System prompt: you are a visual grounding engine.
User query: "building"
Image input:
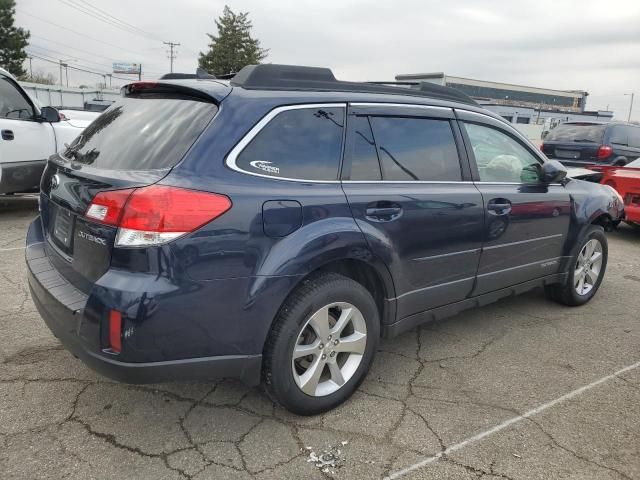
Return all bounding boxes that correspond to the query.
[394,72,614,133]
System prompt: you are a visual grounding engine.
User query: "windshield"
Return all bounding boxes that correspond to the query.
[63,96,217,170]
[545,123,606,143]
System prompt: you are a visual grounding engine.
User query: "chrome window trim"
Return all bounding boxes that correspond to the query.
[342,180,474,184]
[225,103,346,184]
[349,102,453,112]
[474,181,563,186]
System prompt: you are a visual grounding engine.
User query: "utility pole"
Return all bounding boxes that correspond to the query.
[163,41,180,73]
[59,60,64,87]
[107,74,112,88]
[28,57,33,78]
[625,93,635,122]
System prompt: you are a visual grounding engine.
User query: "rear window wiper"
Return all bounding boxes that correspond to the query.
[572,138,597,143]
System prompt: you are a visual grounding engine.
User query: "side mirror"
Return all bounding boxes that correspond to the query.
[541,160,567,184]
[39,106,61,123]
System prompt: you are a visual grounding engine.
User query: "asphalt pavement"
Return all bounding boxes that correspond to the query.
[1,196,638,479]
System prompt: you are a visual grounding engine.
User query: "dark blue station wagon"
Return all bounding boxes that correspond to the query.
[27,65,624,414]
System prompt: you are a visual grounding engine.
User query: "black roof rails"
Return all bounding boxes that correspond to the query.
[159,68,217,80]
[230,64,478,106]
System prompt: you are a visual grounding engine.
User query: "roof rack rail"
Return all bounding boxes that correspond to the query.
[159,68,217,80]
[230,64,478,106]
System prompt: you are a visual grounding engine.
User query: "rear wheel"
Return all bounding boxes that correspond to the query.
[262,273,379,415]
[545,226,608,306]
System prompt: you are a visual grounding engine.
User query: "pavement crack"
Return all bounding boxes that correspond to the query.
[525,417,633,480]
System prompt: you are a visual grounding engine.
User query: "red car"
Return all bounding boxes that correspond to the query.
[588,159,640,227]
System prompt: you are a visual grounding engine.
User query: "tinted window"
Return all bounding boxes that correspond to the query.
[0,77,33,120]
[64,97,217,170]
[544,123,605,143]
[368,117,461,181]
[628,127,640,149]
[608,126,629,145]
[464,122,542,183]
[344,115,381,180]
[236,107,344,180]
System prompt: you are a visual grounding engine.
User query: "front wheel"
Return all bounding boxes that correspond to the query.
[262,273,379,415]
[545,226,608,306]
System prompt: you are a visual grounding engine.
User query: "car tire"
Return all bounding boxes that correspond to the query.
[262,272,379,415]
[545,225,608,306]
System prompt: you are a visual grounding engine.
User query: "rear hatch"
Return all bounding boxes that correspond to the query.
[40,82,222,294]
[541,123,607,162]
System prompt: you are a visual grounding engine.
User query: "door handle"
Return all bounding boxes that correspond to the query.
[365,204,403,221]
[487,198,512,215]
[1,129,14,141]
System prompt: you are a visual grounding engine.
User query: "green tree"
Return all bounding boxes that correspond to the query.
[199,5,268,76]
[0,0,30,77]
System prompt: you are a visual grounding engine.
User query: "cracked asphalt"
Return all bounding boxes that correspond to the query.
[1,195,639,480]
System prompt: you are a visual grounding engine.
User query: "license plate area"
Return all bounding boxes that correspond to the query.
[555,149,580,159]
[51,204,75,254]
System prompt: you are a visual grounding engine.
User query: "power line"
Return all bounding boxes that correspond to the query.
[73,0,162,41]
[18,9,149,58]
[55,0,162,42]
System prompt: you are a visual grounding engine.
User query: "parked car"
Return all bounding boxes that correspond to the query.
[583,159,640,228]
[26,65,624,415]
[0,67,99,194]
[541,121,640,167]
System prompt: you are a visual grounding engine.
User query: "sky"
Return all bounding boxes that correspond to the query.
[15,0,640,120]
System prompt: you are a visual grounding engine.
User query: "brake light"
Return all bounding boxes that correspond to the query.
[539,143,545,151]
[597,145,613,160]
[85,185,232,247]
[86,189,135,225]
[108,310,122,353]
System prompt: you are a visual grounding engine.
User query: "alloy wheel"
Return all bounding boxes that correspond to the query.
[574,239,603,296]
[291,302,367,397]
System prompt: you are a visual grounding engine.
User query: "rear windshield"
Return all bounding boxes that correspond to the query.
[63,96,217,170]
[545,123,606,143]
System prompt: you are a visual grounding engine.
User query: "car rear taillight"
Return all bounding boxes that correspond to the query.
[597,145,613,160]
[539,143,545,151]
[85,185,232,247]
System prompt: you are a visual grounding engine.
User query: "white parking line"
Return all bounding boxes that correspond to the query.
[385,360,640,480]
[0,246,25,252]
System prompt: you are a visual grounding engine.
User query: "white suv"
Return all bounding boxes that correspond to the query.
[0,67,98,194]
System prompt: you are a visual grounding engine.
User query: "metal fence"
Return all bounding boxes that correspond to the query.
[19,81,120,109]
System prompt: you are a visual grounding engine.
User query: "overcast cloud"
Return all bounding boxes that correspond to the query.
[16,0,640,120]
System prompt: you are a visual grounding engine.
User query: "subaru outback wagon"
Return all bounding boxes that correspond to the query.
[27,65,624,415]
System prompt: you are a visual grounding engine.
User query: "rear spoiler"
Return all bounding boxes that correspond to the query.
[120,81,223,104]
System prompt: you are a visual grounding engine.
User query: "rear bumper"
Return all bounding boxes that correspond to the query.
[26,217,262,385]
[0,160,45,194]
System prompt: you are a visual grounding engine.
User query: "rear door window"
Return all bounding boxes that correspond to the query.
[343,115,381,180]
[628,127,640,149]
[235,106,345,180]
[368,117,462,181]
[64,97,218,170]
[608,126,629,146]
